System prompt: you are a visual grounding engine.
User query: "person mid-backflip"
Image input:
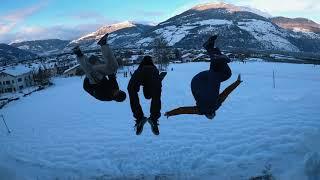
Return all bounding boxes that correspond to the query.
[127,56,166,136]
[72,33,126,102]
[165,35,242,119]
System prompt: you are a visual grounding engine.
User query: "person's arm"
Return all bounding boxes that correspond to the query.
[100,44,119,75]
[76,54,101,83]
[127,70,144,120]
[165,106,200,118]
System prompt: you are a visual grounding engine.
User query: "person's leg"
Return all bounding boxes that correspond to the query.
[97,34,119,75]
[100,44,119,75]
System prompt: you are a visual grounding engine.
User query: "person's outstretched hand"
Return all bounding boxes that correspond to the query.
[237,74,243,83]
[164,112,170,118]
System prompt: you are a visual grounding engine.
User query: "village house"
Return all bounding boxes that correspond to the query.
[181,53,194,63]
[192,53,209,62]
[0,65,35,94]
[63,64,81,77]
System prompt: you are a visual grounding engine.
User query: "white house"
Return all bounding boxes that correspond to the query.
[192,53,208,62]
[181,53,194,62]
[0,65,35,94]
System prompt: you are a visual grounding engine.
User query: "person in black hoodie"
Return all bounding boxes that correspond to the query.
[165,35,242,119]
[127,56,165,135]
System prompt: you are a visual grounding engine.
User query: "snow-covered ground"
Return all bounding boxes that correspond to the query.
[0,62,320,180]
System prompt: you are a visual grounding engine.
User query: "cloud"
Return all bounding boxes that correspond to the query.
[0,1,49,36]
[170,0,320,23]
[168,0,221,19]
[240,0,320,13]
[135,10,166,17]
[0,23,103,44]
[61,11,111,23]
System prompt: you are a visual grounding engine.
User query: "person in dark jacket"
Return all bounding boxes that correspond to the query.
[165,35,242,119]
[127,56,164,135]
[73,33,126,102]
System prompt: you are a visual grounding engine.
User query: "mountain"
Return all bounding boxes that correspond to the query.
[130,2,298,52]
[128,2,320,53]
[66,2,320,54]
[271,17,320,33]
[0,44,37,64]
[11,39,70,56]
[66,21,154,50]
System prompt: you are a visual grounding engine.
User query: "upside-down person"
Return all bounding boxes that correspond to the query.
[72,33,126,102]
[165,35,242,119]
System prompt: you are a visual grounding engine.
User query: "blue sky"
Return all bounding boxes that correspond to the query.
[1,0,319,43]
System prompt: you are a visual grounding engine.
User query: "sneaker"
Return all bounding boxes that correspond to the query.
[97,33,109,46]
[148,118,160,136]
[134,117,147,135]
[72,46,83,56]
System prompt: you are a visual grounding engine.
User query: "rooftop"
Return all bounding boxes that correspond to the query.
[0,64,34,77]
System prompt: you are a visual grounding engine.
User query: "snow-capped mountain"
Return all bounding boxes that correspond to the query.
[67,21,153,49]
[131,2,298,52]
[61,2,320,54]
[129,2,320,53]
[192,2,271,18]
[271,17,320,33]
[11,39,70,56]
[0,44,37,64]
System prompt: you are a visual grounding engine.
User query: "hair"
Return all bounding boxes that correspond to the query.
[140,56,154,66]
[114,90,126,102]
[213,47,222,55]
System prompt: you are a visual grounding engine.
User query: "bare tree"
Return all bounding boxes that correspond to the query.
[33,62,52,86]
[152,37,170,71]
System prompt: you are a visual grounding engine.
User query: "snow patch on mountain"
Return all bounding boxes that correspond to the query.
[136,37,154,47]
[238,19,299,52]
[192,2,271,18]
[154,25,197,46]
[17,45,30,50]
[188,19,232,26]
[70,21,137,45]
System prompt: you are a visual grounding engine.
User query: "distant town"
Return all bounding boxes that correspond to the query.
[1,43,319,109]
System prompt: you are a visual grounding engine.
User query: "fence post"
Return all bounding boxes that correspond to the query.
[1,115,11,134]
[273,70,276,89]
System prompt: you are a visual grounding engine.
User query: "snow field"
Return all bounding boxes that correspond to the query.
[0,62,320,179]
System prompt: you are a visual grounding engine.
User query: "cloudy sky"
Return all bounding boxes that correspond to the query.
[0,0,319,44]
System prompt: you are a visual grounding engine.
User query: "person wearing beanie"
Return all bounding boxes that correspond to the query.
[165,35,242,119]
[127,56,166,136]
[72,33,126,102]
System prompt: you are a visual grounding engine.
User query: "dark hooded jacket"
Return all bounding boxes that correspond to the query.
[127,57,162,121]
[83,74,119,101]
[191,50,231,115]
